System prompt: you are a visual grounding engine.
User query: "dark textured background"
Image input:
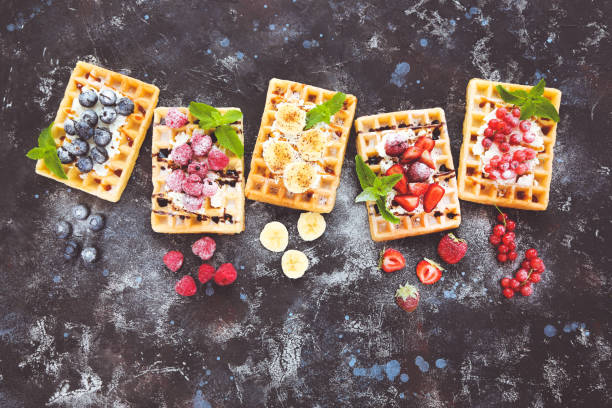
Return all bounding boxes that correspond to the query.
[1,0,611,407]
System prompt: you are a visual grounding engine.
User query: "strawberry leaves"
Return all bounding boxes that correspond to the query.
[304,92,346,130]
[496,79,559,122]
[354,155,401,224]
[26,123,67,179]
[189,102,244,157]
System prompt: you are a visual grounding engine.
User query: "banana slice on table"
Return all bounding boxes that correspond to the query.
[298,128,327,161]
[259,221,289,252]
[263,140,295,173]
[281,249,309,279]
[274,103,306,136]
[283,162,316,194]
[297,212,326,241]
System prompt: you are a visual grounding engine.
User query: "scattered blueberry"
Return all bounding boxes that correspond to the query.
[57,146,75,164]
[90,146,108,164]
[87,214,105,231]
[72,204,89,220]
[55,220,72,239]
[81,110,98,127]
[78,89,98,107]
[93,128,112,147]
[64,139,89,156]
[99,107,117,124]
[63,240,79,260]
[63,118,76,135]
[76,156,93,173]
[116,98,134,115]
[74,120,94,140]
[81,246,98,263]
[98,89,117,106]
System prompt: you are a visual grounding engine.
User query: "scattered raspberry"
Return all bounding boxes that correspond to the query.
[191,130,213,156]
[163,250,184,272]
[182,194,203,212]
[208,148,229,170]
[214,263,237,286]
[175,275,197,296]
[182,173,204,196]
[166,169,186,192]
[201,178,219,197]
[198,264,216,284]
[188,161,209,179]
[192,236,216,260]
[170,143,193,166]
[166,108,189,129]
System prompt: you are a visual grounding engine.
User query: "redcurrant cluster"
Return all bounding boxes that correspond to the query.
[489,211,517,262]
[500,249,546,298]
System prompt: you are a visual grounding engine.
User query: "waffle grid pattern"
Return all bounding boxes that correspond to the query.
[458,78,562,210]
[35,61,159,202]
[355,108,461,241]
[245,78,357,213]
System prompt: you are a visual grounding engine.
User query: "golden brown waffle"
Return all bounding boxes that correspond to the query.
[35,61,159,202]
[458,78,562,210]
[151,107,245,234]
[355,109,461,242]
[245,78,357,213]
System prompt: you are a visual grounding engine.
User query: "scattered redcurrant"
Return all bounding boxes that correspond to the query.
[503,288,515,298]
[508,250,518,261]
[493,224,506,236]
[520,285,533,297]
[515,269,529,282]
[497,253,508,262]
[525,248,538,259]
[501,277,511,288]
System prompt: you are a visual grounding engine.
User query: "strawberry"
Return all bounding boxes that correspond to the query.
[407,182,429,196]
[385,164,408,194]
[395,282,420,313]
[380,248,405,273]
[393,195,419,212]
[416,258,443,284]
[423,183,445,212]
[400,146,423,164]
[437,233,468,264]
[415,136,435,152]
[419,149,435,169]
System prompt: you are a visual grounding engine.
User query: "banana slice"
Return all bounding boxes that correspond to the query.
[297,128,327,161]
[283,162,317,194]
[281,249,309,279]
[297,212,326,241]
[274,103,306,136]
[263,140,295,173]
[259,221,289,252]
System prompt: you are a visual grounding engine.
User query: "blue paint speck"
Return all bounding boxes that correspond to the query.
[443,290,457,299]
[435,358,447,369]
[219,37,230,47]
[461,272,465,276]
[206,49,212,54]
[193,390,212,408]
[399,392,405,399]
[415,356,430,372]
[338,334,343,339]
[284,36,289,42]
[287,328,292,333]
[390,62,411,87]
[229,376,234,380]
[239,265,244,270]
[63,332,69,338]
[319,33,323,38]
[205,284,214,296]
[450,19,456,26]
[302,39,319,49]
[269,24,275,30]
[53,276,61,283]
[236,51,244,60]
[345,315,350,321]
[102,269,109,277]
[263,4,268,8]
[240,293,247,300]
[34,194,39,199]
[546,35,553,43]
[6,24,15,32]
[135,276,142,285]
[348,355,357,367]
[67,188,71,192]
[416,79,421,84]
[385,360,401,381]
[289,312,293,317]
[170,320,175,325]
[419,38,428,47]
[400,373,409,382]
[481,17,489,26]
[205,369,211,375]
[544,324,558,337]
[216,356,220,361]
[144,14,149,20]
[254,54,258,59]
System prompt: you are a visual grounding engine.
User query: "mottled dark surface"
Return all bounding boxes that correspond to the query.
[1,0,611,407]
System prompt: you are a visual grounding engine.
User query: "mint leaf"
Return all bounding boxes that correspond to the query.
[189,102,222,129]
[43,149,67,179]
[304,92,346,130]
[325,92,347,114]
[496,85,524,105]
[534,99,560,122]
[38,122,55,148]
[355,187,379,203]
[497,81,559,122]
[519,101,536,120]
[355,155,377,190]
[530,79,545,97]
[214,124,244,158]
[376,197,400,224]
[221,110,243,125]
[379,174,402,193]
[26,147,48,160]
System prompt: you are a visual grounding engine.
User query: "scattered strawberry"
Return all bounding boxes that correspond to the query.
[423,183,445,212]
[405,161,433,182]
[165,108,189,129]
[400,146,423,164]
[395,282,420,313]
[385,164,409,194]
[214,263,237,286]
[416,258,443,285]
[198,264,216,284]
[407,182,429,196]
[175,275,197,296]
[163,250,184,272]
[419,149,436,169]
[415,136,435,152]
[437,233,467,264]
[393,195,419,212]
[192,236,216,260]
[380,248,406,273]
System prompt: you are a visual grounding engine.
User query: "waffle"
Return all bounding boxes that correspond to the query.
[151,107,245,234]
[458,78,562,210]
[35,61,159,202]
[245,78,357,213]
[355,109,461,242]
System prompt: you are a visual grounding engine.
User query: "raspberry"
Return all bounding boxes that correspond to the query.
[499,162,510,171]
[500,277,511,288]
[501,153,512,163]
[529,273,541,283]
[494,133,505,143]
[208,148,229,170]
[170,144,193,166]
[192,236,216,260]
[198,264,216,284]
[166,169,186,192]
[201,178,219,197]
[489,234,502,246]
[385,137,409,156]
[214,263,237,286]
[163,250,184,272]
[520,285,533,297]
[489,119,501,130]
[484,127,494,138]
[182,195,203,212]
[508,242,516,251]
[525,248,538,259]
[510,160,520,170]
[175,275,197,296]
[489,155,501,167]
[191,130,213,156]
[488,169,501,180]
[508,117,519,128]
[182,174,204,196]
[166,108,189,129]
[188,161,209,179]
[502,288,515,298]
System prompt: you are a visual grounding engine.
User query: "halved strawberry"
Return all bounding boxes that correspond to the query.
[385,164,408,194]
[419,150,435,169]
[416,258,443,284]
[394,195,419,212]
[415,136,435,152]
[407,182,429,196]
[423,183,445,212]
[400,146,423,164]
[380,248,405,273]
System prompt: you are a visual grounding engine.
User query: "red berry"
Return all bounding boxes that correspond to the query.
[520,285,533,297]
[508,251,518,261]
[497,213,508,223]
[508,117,519,128]
[192,236,216,260]
[214,263,238,286]
[191,130,213,156]
[508,242,517,251]
[515,268,529,282]
[505,220,516,231]
[498,244,509,254]
[523,132,536,143]
[165,108,189,129]
[501,277,512,288]
[509,133,522,145]
[494,133,505,143]
[512,108,521,117]
[208,148,230,170]
[502,232,515,245]
[496,107,508,119]
[525,248,538,259]
[482,138,493,148]
[497,253,508,262]
[499,123,511,135]
[489,155,501,167]
[524,149,536,160]
[488,170,501,180]
[521,260,531,269]
[529,273,541,283]
[163,250,184,272]
[175,275,197,296]
[519,120,531,132]
[502,288,515,298]
[515,163,529,175]
[502,153,512,163]
[504,113,514,124]
[489,234,502,246]
[484,127,494,138]
[493,224,506,236]
[509,279,520,290]
[198,264,216,284]
[489,118,501,130]
[499,162,510,171]
[513,150,526,162]
[510,160,520,170]
[531,258,546,273]
[169,143,193,166]
[499,142,510,153]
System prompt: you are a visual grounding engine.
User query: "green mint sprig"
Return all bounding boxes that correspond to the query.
[354,155,402,224]
[495,79,559,122]
[189,102,244,158]
[26,122,67,179]
[304,92,346,130]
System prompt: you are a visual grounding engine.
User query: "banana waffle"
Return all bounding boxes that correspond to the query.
[355,108,461,242]
[35,61,159,202]
[151,107,245,234]
[458,78,561,210]
[245,78,357,213]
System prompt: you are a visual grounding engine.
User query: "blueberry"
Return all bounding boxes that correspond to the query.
[55,220,72,239]
[64,118,76,135]
[99,89,117,106]
[57,146,75,164]
[87,214,105,231]
[72,204,89,220]
[93,128,112,146]
[116,97,134,115]
[63,240,80,260]
[76,156,93,173]
[81,247,98,263]
[64,139,89,156]
[75,120,94,140]
[90,146,108,164]
[99,107,117,124]
[81,110,98,127]
[78,89,98,107]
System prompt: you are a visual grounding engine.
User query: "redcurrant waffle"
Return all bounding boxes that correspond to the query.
[151,107,245,234]
[245,78,357,213]
[458,78,561,210]
[355,108,461,242]
[34,61,159,202]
